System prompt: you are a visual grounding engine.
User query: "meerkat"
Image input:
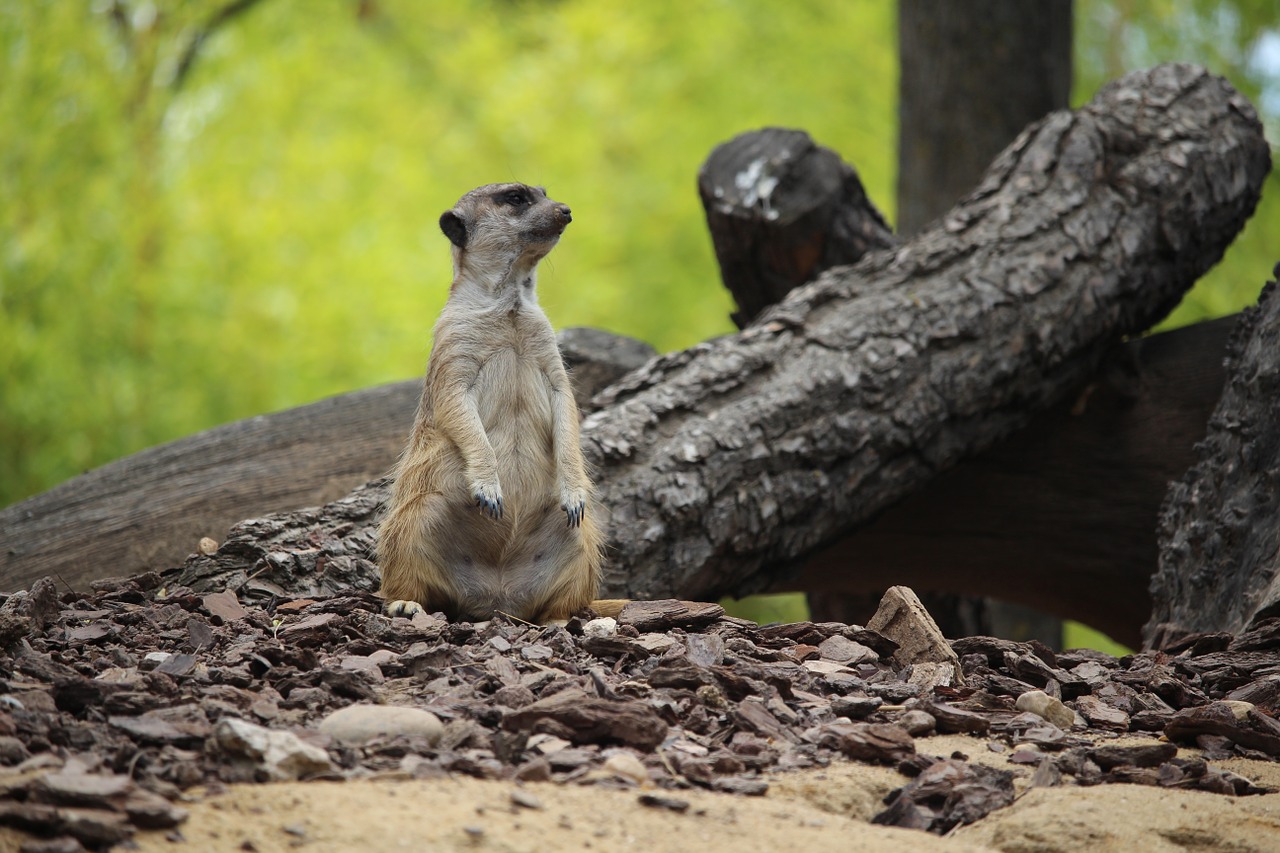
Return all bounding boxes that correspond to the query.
[376,182,619,623]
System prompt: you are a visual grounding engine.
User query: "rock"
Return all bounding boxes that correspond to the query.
[317,704,443,746]
[831,695,883,719]
[906,661,959,690]
[1074,695,1130,731]
[201,590,247,622]
[601,752,649,785]
[211,718,333,781]
[1015,690,1078,730]
[900,709,937,736]
[510,789,543,809]
[866,586,964,685]
[817,635,878,665]
[582,617,617,638]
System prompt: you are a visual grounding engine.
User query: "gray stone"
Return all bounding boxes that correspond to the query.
[212,718,333,781]
[1015,690,1079,730]
[317,703,443,746]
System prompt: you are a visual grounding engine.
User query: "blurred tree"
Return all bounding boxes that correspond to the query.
[897,0,1073,235]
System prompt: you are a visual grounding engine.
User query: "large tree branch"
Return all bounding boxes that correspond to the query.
[586,63,1269,602]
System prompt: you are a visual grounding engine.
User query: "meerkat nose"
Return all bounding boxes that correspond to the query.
[558,205,572,222]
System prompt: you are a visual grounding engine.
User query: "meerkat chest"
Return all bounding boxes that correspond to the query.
[470,313,557,431]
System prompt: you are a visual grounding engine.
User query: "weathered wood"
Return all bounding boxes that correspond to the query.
[587,65,1268,610]
[1146,267,1280,649]
[0,382,415,594]
[697,128,896,327]
[0,328,655,594]
[794,316,1235,649]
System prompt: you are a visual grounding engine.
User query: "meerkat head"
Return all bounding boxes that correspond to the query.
[439,183,572,289]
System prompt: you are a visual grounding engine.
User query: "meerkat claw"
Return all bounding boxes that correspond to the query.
[473,483,504,519]
[385,599,424,618]
[561,488,586,528]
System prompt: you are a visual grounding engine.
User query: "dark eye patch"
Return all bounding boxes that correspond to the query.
[498,188,532,207]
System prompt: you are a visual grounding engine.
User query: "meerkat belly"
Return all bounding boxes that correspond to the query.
[473,347,557,508]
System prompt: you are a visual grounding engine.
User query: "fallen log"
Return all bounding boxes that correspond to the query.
[157,64,1268,631]
[0,329,655,594]
[1146,265,1280,648]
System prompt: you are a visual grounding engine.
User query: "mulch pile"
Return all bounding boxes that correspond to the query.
[3,574,1280,850]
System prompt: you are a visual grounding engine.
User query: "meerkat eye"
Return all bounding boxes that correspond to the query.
[503,189,529,207]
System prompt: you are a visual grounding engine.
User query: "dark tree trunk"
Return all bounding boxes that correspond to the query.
[162,66,1268,633]
[897,0,1073,236]
[1146,266,1280,649]
[791,316,1234,650]
[897,0,1073,642]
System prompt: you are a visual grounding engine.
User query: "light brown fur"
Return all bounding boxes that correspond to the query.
[377,183,607,623]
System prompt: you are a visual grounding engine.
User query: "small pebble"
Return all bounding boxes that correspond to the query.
[510,789,544,810]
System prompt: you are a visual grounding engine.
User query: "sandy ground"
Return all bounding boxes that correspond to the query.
[6,735,1280,852]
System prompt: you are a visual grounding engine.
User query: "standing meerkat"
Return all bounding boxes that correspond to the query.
[377,182,611,623]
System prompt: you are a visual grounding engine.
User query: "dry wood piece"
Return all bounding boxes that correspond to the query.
[584,63,1270,612]
[499,690,669,750]
[1086,742,1177,770]
[5,566,1280,851]
[868,586,964,684]
[615,600,725,633]
[1164,702,1280,756]
[874,758,1016,833]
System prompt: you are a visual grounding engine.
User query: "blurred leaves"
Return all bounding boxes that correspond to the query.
[1,0,1276,509]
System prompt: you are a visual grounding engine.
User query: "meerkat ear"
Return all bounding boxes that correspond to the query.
[439,210,468,249]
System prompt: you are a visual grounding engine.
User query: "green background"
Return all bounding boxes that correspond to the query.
[3,2,1277,649]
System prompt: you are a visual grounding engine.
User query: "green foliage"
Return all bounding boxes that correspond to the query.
[1,0,1276,531]
[1063,621,1134,658]
[1,0,897,506]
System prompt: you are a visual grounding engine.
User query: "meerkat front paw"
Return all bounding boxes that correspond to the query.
[560,486,587,528]
[472,480,504,519]
[385,599,425,618]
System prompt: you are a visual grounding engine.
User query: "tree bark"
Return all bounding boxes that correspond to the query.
[791,316,1234,650]
[1146,266,1280,649]
[697,128,896,327]
[897,0,1073,236]
[586,64,1267,605]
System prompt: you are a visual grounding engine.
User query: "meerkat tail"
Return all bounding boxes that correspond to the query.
[588,599,630,618]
